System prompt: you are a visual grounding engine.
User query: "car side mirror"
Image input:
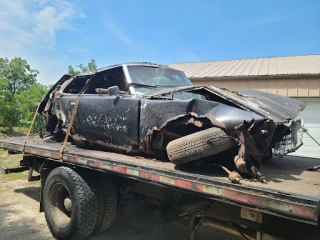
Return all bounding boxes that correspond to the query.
[108,86,120,96]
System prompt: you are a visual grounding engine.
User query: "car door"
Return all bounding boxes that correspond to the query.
[61,67,140,151]
[75,94,140,150]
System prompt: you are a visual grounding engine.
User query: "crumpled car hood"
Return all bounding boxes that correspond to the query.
[143,85,306,123]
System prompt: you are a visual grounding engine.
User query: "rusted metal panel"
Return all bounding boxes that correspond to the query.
[235,88,306,121]
[139,84,305,180]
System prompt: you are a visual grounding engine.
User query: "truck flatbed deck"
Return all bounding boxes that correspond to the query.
[1,137,319,226]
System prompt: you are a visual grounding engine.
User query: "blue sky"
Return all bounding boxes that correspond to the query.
[0,0,319,84]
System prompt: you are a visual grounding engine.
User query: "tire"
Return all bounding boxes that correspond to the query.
[93,180,117,234]
[73,139,89,149]
[43,167,98,240]
[166,127,235,165]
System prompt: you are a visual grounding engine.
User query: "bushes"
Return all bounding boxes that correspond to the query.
[0,57,47,134]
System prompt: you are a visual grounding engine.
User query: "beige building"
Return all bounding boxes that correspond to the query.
[169,54,320,159]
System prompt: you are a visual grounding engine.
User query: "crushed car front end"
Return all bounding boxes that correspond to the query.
[141,85,306,182]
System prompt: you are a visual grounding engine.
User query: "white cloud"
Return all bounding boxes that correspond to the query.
[0,0,85,84]
[106,22,134,47]
[105,20,154,55]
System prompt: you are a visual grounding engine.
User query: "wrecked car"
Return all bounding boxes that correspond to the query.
[38,63,306,182]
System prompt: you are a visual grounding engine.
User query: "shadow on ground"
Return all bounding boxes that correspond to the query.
[14,186,41,202]
[92,203,239,240]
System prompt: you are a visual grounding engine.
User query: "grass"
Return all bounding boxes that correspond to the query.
[0,148,39,184]
[0,127,29,136]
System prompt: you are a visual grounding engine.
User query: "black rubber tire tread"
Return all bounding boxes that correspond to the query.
[93,180,117,234]
[166,127,235,164]
[73,139,89,149]
[43,166,98,240]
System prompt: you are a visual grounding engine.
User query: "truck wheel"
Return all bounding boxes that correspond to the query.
[93,180,117,234]
[43,167,98,240]
[166,127,235,165]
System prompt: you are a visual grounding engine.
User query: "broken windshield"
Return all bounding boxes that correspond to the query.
[127,65,200,99]
[127,65,192,86]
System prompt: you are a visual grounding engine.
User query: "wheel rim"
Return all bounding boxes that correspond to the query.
[49,183,72,228]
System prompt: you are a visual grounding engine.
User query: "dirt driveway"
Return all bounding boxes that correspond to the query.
[0,150,239,240]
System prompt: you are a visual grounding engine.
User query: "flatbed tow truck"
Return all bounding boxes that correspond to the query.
[0,137,319,240]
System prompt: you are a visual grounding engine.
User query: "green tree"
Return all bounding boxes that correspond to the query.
[68,65,77,75]
[68,59,97,74]
[0,57,39,96]
[0,57,40,132]
[16,83,48,130]
[0,79,15,129]
[87,59,97,71]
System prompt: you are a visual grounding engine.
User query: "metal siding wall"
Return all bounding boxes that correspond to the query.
[308,78,320,96]
[298,79,308,96]
[290,98,320,159]
[247,79,258,90]
[191,77,320,97]
[287,79,296,96]
[267,79,277,94]
[277,79,288,96]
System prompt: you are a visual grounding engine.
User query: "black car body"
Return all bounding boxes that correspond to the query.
[38,63,306,181]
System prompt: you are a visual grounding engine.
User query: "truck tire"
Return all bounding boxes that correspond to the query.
[43,167,98,240]
[93,180,117,234]
[166,127,235,165]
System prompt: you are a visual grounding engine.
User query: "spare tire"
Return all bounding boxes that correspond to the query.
[166,127,235,165]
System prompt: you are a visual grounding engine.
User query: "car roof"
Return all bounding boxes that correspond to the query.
[76,62,169,77]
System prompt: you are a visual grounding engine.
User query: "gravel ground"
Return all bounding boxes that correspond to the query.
[0,166,240,240]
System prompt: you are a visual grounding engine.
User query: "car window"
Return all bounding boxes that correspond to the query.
[86,67,127,94]
[62,76,90,94]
